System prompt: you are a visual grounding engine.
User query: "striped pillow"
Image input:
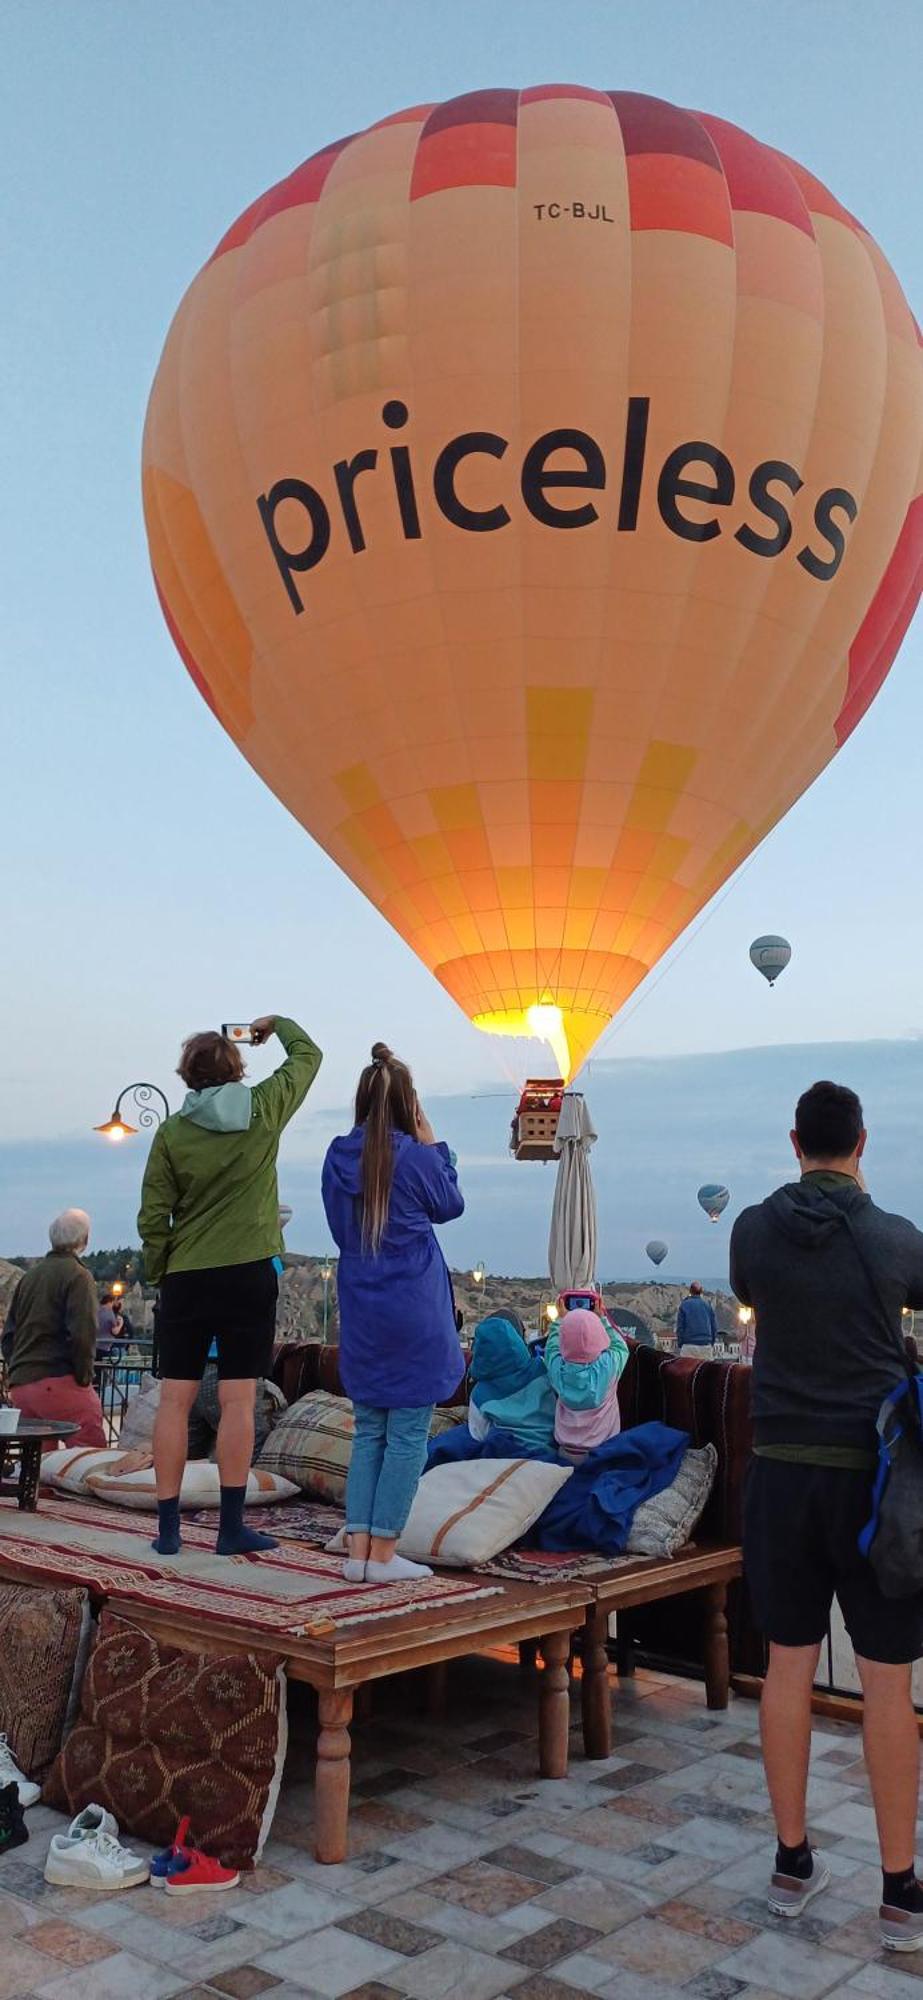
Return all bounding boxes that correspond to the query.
[398,1457,573,1567]
[257,1392,467,1502]
[255,1390,355,1501]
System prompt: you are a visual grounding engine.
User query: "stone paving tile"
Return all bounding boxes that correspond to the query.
[385,1938,526,1998]
[498,1977,597,2000]
[424,1863,540,1917]
[583,1912,728,1981]
[531,1877,654,1932]
[479,1847,575,1887]
[25,1917,119,1965]
[339,1909,441,1958]
[715,1925,854,1995]
[498,1918,602,1968]
[656,1898,759,1948]
[209,1969,284,1998]
[845,1965,923,1996]
[255,1924,402,1997]
[32,1951,187,2000]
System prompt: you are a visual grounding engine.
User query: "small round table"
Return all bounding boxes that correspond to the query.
[0,1420,80,1511]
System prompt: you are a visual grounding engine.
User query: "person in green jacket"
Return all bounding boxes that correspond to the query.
[138,1015,321,1557]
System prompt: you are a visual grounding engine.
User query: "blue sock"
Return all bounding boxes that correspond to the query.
[216,1484,278,1556]
[153,1496,181,1555]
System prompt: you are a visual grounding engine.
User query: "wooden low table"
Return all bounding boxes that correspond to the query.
[107,1579,589,1865]
[0,1420,79,1511]
[580,1540,743,1758]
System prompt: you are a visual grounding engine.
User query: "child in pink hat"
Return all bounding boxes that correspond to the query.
[544,1307,629,1462]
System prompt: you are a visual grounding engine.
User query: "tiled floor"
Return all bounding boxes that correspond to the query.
[0,1655,918,1999]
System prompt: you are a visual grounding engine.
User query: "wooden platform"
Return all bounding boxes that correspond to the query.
[0,1495,741,1863]
[110,1579,589,1863]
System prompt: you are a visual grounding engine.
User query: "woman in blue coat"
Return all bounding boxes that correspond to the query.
[321,1042,465,1584]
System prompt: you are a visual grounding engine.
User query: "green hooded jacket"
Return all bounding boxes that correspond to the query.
[138,1017,322,1284]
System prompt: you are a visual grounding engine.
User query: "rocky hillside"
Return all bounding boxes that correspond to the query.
[277,1256,737,1346]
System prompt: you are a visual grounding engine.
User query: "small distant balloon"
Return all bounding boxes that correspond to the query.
[750,936,792,987]
[646,1240,668,1267]
[698,1184,730,1223]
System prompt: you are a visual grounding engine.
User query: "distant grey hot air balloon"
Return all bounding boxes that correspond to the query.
[698,1183,730,1223]
[646,1239,668,1267]
[750,935,792,987]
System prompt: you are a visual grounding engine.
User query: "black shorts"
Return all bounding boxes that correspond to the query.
[744,1455,923,1665]
[156,1260,278,1383]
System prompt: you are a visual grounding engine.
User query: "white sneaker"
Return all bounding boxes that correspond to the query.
[0,1732,40,1809]
[44,1824,149,1890]
[69,1803,119,1841]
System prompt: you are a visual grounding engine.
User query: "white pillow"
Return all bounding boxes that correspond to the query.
[117,1373,161,1448]
[625,1443,718,1557]
[41,1447,298,1511]
[396,1458,572,1567]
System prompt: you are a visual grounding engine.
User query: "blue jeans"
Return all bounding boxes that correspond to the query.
[346,1403,434,1537]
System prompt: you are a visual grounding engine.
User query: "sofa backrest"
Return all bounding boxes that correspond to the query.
[271,1336,752,1543]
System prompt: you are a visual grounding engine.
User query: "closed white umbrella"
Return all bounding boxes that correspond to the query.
[548,1092,598,1291]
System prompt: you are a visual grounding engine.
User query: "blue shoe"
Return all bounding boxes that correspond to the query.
[151,1815,193,1888]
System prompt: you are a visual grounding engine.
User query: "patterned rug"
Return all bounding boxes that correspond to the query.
[185,1497,632,1585]
[0,1496,500,1638]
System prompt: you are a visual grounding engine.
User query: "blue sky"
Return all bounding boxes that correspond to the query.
[2,1,921,1250]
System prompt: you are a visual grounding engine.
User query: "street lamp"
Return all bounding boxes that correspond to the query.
[95,1083,170,1141]
[320,1257,336,1341]
[472,1260,486,1300]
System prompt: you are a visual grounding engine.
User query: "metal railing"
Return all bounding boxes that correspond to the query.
[92,1347,154,1445]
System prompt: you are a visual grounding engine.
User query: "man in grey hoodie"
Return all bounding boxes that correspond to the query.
[731,1080,923,1950]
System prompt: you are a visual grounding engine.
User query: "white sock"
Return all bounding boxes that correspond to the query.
[365,1554,433,1583]
[342,1558,366,1582]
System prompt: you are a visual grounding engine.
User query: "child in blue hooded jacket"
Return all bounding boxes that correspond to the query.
[468,1313,558,1454]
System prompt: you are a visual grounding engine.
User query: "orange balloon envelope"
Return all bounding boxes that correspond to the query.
[144,88,923,1079]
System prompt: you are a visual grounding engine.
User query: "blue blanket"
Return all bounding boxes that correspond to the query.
[425,1421,690,1554]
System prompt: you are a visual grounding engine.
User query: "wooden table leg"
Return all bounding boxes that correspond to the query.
[426,1659,448,1720]
[703,1581,730,1710]
[581,1604,612,1760]
[18,1441,40,1512]
[538,1631,571,1779]
[315,1687,354,1863]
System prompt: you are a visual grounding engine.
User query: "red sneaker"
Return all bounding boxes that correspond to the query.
[163,1843,240,1894]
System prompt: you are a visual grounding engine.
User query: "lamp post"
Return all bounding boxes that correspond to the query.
[321,1259,336,1341]
[94,1083,170,1141]
[472,1260,486,1306]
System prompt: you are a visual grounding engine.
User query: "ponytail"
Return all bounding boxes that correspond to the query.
[355,1043,416,1252]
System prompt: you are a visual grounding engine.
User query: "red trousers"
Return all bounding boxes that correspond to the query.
[10,1375,107,1448]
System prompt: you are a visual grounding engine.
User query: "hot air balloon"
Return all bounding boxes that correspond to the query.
[144,89,923,1083]
[698,1183,730,1223]
[750,936,792,986]
[646,1239,668,1266]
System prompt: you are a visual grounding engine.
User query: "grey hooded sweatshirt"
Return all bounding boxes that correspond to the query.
[730,1173,923,1457]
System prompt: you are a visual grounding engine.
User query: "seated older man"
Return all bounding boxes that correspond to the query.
[2,1209,106,1444]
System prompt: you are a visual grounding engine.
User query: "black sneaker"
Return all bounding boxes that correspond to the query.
[0,1779,28,1856]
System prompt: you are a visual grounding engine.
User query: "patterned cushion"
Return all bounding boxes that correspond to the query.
[256,1390,355,1501]
[626,1442,718,1556]
[257,1391,468,1500]
[0,1582,91,1781]
[44,1610,287,1868]
[41,1446,299,1511]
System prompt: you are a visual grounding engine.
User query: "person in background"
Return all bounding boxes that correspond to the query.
[96,1292,125,1359]
[2,1210,106,1445]
[468,1313,558,1452]
[322,1043,465,1586]
[731,1080,923,1949]
[139,1014,322,1559]
[545,1306,629,1462]
[676,1281,718,1356]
